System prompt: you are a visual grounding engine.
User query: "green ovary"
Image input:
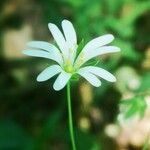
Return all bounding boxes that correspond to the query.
[64,65,75,73]
[64,59,76,73]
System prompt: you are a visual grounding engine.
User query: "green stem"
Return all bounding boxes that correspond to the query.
[67,81,76,150]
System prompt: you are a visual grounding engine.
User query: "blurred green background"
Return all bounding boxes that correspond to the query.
[0,0,150,150]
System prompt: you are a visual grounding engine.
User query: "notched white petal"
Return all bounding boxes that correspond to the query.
[23,49,51,59]
[82,34,114,53]
[87,46,121,58]
[62,19,77,47]
[78,70,101,87]
[78,46,120,67]
[53,71,71,91]
[90,46,120,57]
[26,41,63,65]
[48,23,68,58]
[22,49,63,65]
[37,65,62,82]
[79,66,116,82]
[27,41,58,52]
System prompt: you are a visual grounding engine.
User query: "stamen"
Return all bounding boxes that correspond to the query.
[66,59,71,65]
[69,48,73,53]
[80,53,84,60]
[74,53,85,69]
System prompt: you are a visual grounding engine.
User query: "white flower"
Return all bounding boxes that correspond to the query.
[23,20,120,91]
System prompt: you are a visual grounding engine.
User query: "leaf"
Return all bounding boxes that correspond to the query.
[138,71,150,92]
[124,102,137,119]
[120,96,147,119]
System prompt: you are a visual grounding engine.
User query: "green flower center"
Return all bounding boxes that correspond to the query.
[64,59,75,73]
[64,65,74,73]
[63,49,85,73]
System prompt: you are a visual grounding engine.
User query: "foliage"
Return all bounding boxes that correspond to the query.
[120,96,147,119]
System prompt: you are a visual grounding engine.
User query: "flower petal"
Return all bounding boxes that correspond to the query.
[82,34,114,53]
[79,66,116,82]
[75,46,120,67]
[37,65,62,82]
[22,49,63,65]
[27,41,60,52]
[77,70,101,87]
[62,20,77,64]
[61,20,77,48]
[48,23,68,59]
[27,41,63,64]
[23,49,52,59]
[53,71,71,91]
[85,46,120,63]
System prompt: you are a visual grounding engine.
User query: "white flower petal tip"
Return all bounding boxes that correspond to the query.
[48,23,60,34]
[22,50,29,55]
[48,22,68,58]
[22,49,32,55]
[22,49,41,56]
[53,71,71,91]
[77,70,101,87]
[102,34,114,43]
[114,47,121,52]
[62,19,71,24]
[109,76,116,82]
[22,49,51,59]
[26,41,50,50]
[61,19,77,45]
[81,34,115,54]
[78,66,117,83]
[107,34,114,39]
[36,65,62,82]
[48,23,54,28]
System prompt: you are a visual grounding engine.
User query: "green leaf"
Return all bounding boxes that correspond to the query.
[138,71,150,92]
[120,96,147,119]
[124,102,137,119]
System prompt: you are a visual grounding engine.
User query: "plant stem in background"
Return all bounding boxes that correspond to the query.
[67,81,76,150]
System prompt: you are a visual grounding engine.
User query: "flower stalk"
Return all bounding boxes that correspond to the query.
[67,81,76,150]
